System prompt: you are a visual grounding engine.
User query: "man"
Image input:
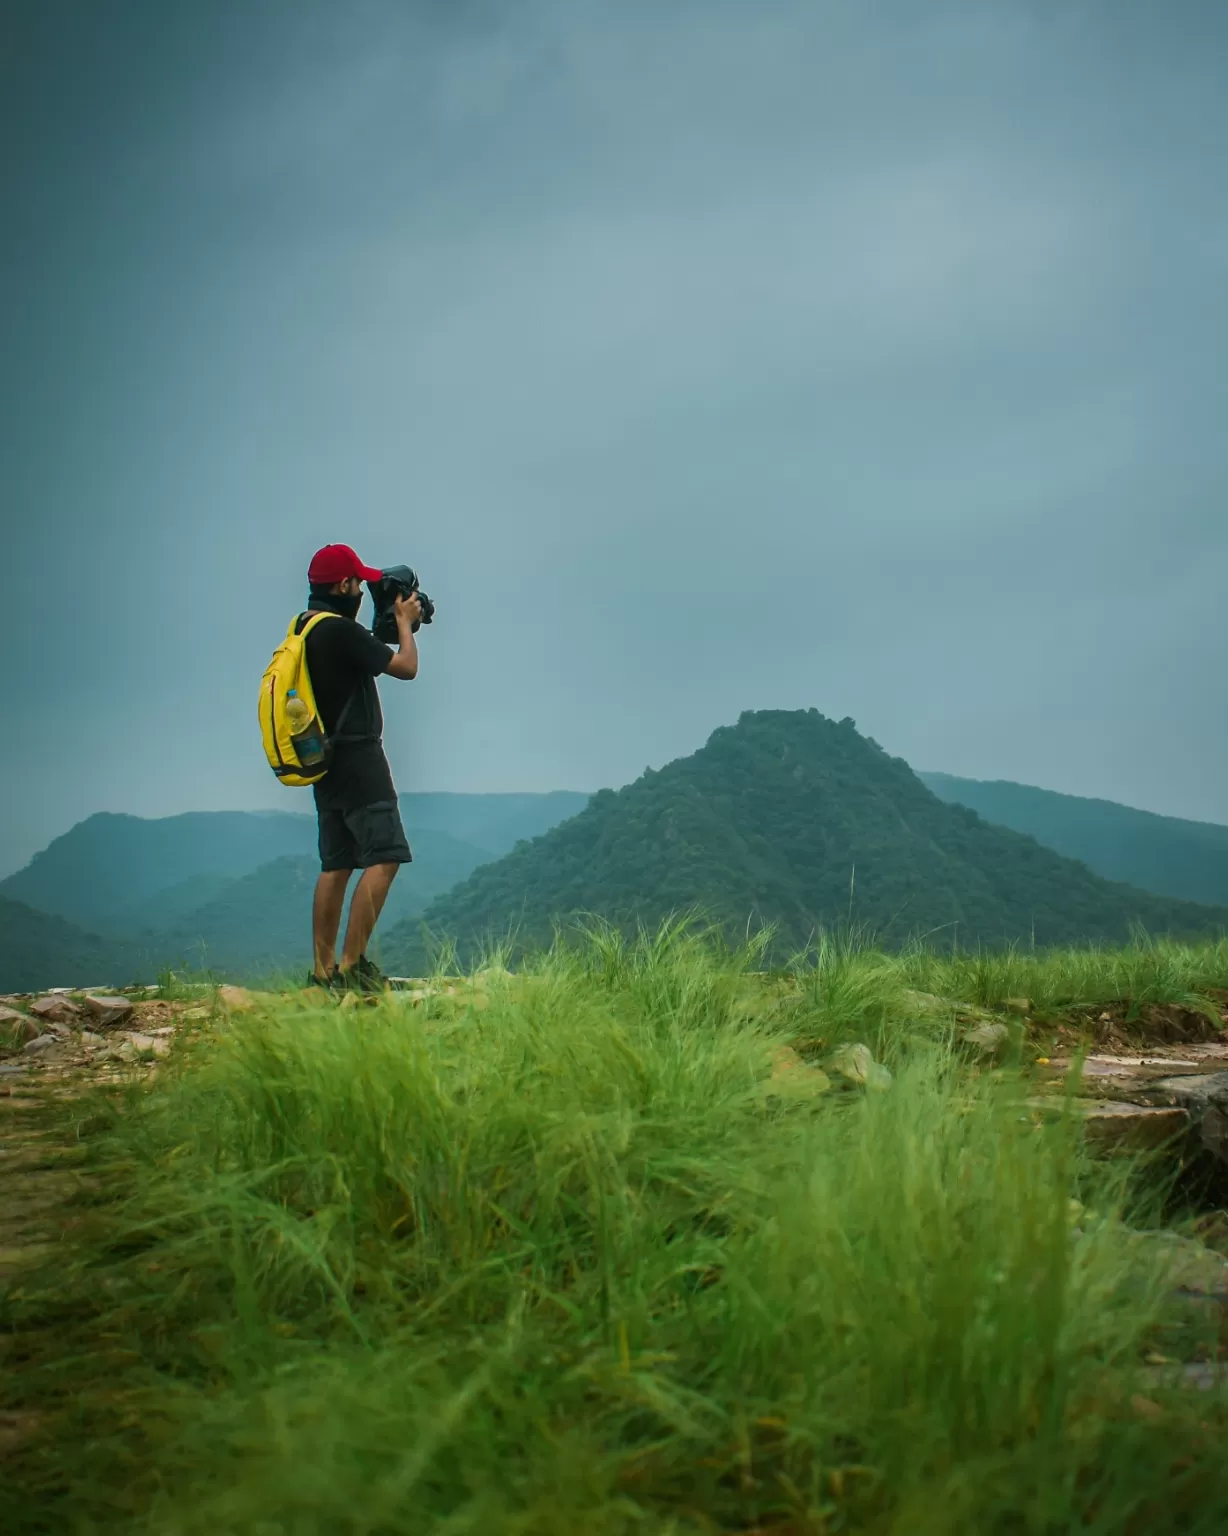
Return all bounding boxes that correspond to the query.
[301,543,421,991]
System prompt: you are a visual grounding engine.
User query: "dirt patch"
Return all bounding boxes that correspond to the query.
[1075,1002,1227,1049]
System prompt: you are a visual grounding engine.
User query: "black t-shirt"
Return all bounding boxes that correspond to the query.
[302,607,396,812]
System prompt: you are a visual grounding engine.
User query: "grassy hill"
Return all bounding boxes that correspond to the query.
[920,772,1228,907]
[14,932,1228,1530]
[0,894,150,993]
[387,710,1228,970]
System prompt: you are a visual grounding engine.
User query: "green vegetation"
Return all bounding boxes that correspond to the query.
[0,796,587,990]
[922,772,1228,907]
[388,711,1228,972]
[0,894,145,994]
[0,795,589,935]
[156,831,490,980]
[5,929,1228,1533]
[0,810,317,930]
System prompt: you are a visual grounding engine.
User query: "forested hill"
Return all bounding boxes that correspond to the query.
[385,710,1228,970]
[919,773,1228,907]
[0,896,147,994]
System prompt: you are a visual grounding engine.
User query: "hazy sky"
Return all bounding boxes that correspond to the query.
[3,0,1226,877]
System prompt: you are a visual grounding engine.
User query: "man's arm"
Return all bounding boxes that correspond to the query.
[383,591,421,680]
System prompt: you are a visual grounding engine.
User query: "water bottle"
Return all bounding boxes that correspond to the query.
[285,689,326,768]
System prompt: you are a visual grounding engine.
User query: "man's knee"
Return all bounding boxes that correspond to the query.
[359,861,400,883]
[316,867,353,890]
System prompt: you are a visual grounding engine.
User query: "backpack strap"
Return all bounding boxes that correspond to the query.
[293,610,343,638]
[294,610,378,746]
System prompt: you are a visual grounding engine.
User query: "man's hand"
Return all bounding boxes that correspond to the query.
[385,590,421,680]
[394,591,423,628]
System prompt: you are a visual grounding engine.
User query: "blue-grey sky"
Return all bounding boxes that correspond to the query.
[2,0,1226,877]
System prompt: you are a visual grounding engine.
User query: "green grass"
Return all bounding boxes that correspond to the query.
[4,928,1228,1533]
[898,931,1228,1019]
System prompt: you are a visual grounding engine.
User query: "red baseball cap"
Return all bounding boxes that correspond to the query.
[308,544,384,585]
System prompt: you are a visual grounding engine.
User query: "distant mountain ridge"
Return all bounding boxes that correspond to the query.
[386,711,1228,971]
[6,760,1228,993]
[0,793,590,932]
[155,830,492,979]
[0,811,316,932]
[0,895,146,994]
[0,793,590,989]
[920,773,1228,907]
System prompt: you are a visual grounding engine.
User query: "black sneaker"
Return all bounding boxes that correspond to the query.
[338,954,388,994]
[306,969,341,993]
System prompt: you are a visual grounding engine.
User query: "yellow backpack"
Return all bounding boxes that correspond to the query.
[258,612,344,787]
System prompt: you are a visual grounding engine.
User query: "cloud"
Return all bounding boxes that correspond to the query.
[0,0,1226,875]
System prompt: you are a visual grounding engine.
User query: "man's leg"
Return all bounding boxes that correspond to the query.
[339,862,399,971]
[312,869,352,979]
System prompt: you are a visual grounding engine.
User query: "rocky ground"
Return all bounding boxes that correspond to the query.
[0,985,257,1293]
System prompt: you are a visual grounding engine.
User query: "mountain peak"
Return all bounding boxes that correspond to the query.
[387,710,1227,969]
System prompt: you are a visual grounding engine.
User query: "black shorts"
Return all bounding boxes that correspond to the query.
[317,799,413,872]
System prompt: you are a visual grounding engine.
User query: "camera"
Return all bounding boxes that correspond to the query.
[367,566,436,643]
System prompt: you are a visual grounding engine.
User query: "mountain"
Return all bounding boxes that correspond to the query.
[0,795,589,938]
[0,811,316,931]
[385,711,1228,970]
[158,830,493,978]
[0,895,150,993]
[919,773,1228,908]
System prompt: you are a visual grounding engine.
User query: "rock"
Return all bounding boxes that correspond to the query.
[962,1021,1011,1054]
[125,1032,171,1057]
[30,995,82,1024]
[764,1044,832,1100]
[0,1006,40,1044]
[1080,1102,1190,1152]
[84,994,134,1028]
[1144,1072,1228,1166]
[0,1061,28,1076]
[831,1043,893,1091]
[217,985,255,1011]
[901,989,948,1016]
[1002,997,1032,1016]
[1141,1361,1226,1392]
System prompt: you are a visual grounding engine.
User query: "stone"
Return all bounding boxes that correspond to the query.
[217,985,255,1011]
[1141,1361,1226,1392]
[901,989,947,1015]
[764,1044,832,1100]
[831,1043,893,1091]
[125,1032,171,1057]
[0,1006,40,1044]
[1002,998,1032,1016]
[84,995,134,1028]
[1144,1071,1228,1166]
[1080,1101,1189,1152]
[962,1021,1011,1054]
[30,995,82,1024]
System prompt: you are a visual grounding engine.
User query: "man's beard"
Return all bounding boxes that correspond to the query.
[310,590,362,620]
